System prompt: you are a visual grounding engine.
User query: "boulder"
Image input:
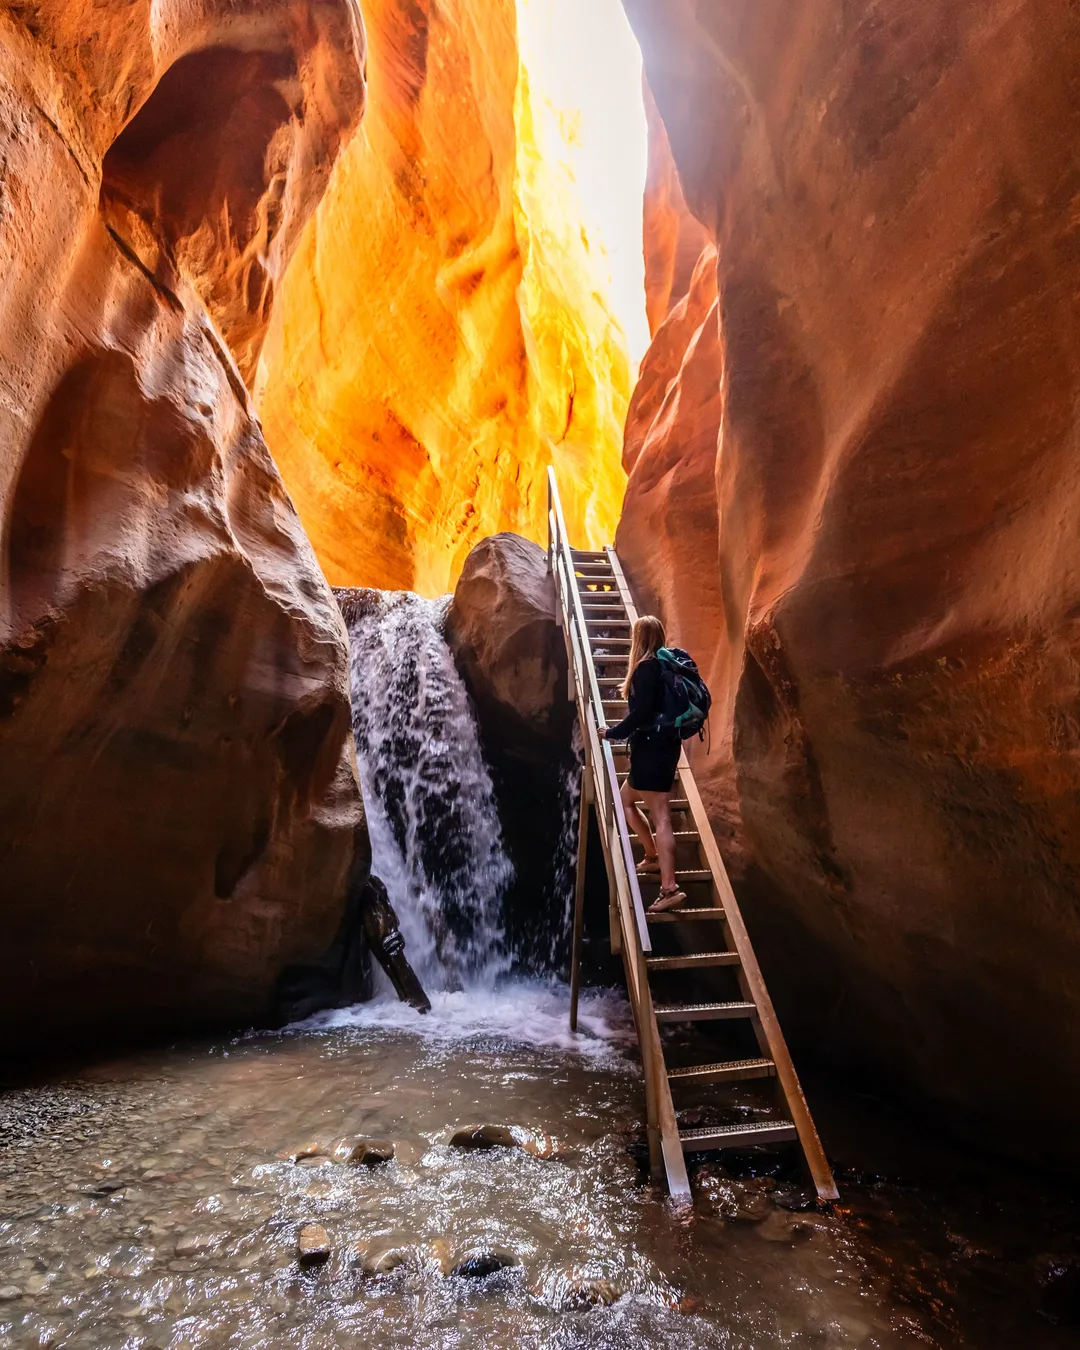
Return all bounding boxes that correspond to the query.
[621,0,1080,1169]
[445,534,579,972]
[0,0,367,1051]
[297,1223,331,1269]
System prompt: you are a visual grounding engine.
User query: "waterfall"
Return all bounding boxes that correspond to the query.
[341,590,514,993]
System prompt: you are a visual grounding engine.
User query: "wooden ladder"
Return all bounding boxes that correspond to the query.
[547,469,838,1204]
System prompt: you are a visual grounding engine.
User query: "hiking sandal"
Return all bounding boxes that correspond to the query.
[636,857,661,876]
[648,886,688,913]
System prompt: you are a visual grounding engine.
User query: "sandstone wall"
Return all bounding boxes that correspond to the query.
[255,0,628,596]
[0,0,367,1049]
[621,0,1080,1166]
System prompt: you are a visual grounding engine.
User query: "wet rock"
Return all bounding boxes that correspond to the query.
[361,1241,448,1278]
[338,1139,395,1168]
[174,1233,222,1258]
[297,1223,331,1269]
[279,1141,329,1164]
[1035,1254,1080,1325]
[0,1286,22,1301]
[697,1173,774,1223]
[564,1277,622,1308]
[755,1210,816,1244]
[451,1249,520,1279]
[448,1124,555,1158]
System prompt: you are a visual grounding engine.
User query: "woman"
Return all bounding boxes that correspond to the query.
[598,615,686,913]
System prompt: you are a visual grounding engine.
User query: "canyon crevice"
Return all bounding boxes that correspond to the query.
[255,0,629,597]
[621,0,1080,1167]
[0,0,368,1049]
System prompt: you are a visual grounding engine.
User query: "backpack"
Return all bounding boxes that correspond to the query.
[655,647,712,741]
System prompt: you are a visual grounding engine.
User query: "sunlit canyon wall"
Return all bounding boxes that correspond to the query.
[0,0,367,1049]
[621,0,1080,1167]
[256,0,630,595]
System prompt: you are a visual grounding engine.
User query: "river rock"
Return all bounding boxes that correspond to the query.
[451,1249,520,1279]
[338,1139,395,1168]
[0,0,368,1054]
[297,1224,331,1269]
[0,1286,22,1302]
[448,1124,555,1158]
[280,1142,329,1164]
[620,0,1080,1171]
[1034,1254,1080,1325]
[174,1233,222,1258]
[563,1276,622,1309]
[446,534,580,971]
[361,1241,449,1278]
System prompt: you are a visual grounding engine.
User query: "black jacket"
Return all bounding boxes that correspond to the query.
[605,658,664,740]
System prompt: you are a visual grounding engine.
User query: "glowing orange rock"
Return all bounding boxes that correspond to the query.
[257,0,628,595]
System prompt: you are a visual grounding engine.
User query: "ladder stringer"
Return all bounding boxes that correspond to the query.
[548,473,689,1200]
[604,542,838,1204]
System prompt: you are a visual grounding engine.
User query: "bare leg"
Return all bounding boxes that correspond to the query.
[620,778,658,863]
[640,789,677,891]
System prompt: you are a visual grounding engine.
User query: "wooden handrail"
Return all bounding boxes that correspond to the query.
[547,469,651,953]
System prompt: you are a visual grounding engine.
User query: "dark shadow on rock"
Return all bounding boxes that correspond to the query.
[274,829,430,1022]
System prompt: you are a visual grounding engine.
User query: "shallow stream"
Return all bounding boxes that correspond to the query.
[2,989,1078,1349]
[4,594,1076,1347]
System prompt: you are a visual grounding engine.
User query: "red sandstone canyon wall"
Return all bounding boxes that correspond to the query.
[0,0,367,1049]
[255,0,629,597]
[620,0,1080,1166]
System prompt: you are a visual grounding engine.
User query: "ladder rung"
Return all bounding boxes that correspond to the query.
[586,619,630,628]
[668,1058,776,1084]
[679,1121,797,1150]
[646,907,725,924]
[655,1001,756,1023]
[646,951,738,970]
[633,831,699,842]
[639,869,712,884]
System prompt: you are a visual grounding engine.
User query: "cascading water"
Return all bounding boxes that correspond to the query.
[342,590,514,993]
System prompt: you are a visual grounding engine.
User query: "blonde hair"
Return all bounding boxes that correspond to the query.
[621,615,666,698]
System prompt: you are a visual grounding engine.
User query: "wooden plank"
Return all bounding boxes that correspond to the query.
[680,1122,798,1150]
[677,758,839,1201]
[645,951,741,970]
[667,1058,776,1084]
[568,771,590,1033]
[654,1001,757,1023]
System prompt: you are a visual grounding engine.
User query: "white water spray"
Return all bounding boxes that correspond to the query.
[344,591,514,993]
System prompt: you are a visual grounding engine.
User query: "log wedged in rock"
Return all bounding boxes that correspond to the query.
[275,833,430,1021]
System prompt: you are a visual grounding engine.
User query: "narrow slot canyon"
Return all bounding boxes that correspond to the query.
[2,2,1080,1346]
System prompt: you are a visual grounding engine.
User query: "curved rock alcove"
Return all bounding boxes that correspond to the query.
[0,0,367,1049]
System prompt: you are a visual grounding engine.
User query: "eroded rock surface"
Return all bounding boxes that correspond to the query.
[0,0,366,1050]
[256,0,628,595]
[621,0,1080,1167]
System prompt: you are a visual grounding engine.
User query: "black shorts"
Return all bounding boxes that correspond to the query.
[628,728,681,794]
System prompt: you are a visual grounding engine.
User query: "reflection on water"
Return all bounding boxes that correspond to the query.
[3,984,1076,1349]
